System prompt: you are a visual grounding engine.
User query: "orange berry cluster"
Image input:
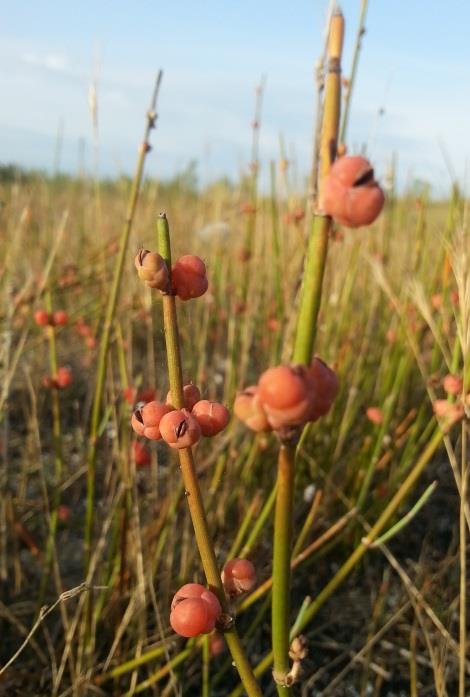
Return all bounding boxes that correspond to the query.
[134,250,208,300]
[34,309,69,327]
[42,366,73,390]
[131,384,230,449]
[433,372,468,427]
[234,358,338,433]
[321,155,384,228]
[170,559,256,638]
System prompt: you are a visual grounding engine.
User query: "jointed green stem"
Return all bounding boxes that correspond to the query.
[157,213,262,697]
[272,444,296,694]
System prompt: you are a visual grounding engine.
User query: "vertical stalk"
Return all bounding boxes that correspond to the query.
[84,72,162,571]
[339,0,369,145]
[293,10,344,365]
[156,213,262,697]
[271,12,344,695]
[271,443,296,694]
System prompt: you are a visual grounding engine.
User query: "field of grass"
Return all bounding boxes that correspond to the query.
[0,10,469,697]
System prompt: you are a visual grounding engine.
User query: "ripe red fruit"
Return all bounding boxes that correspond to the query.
[55,367,73,389]
[166,384,201,411]
[366,406,384,425]
[76,318,92,337]
[192,400,230,436]
[222,559,256,597]
[57,505,72,523]
[209,632,226,657]
[305,358,339,420]
[34,310,51,327]
[233,386,271,432]
[258,365,311,428]
[52,310,69,326]
[172,255,208,301]
[322,155,384,228]
[131,400,174,440]
[134,249,169,290]
[170,584,222,637]
[159,409,201,448]
[443,374,463,396]
[433,399,464,426]
[133,440,151,468]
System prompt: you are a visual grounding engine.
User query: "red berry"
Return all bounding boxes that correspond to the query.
[443,374,463,396]
[57,505,72,523]
[209,632,226,657]
[52,310,69,326]
[433,400,464,425]
[123,386,137,404]
[172,255,208,301]
[258,365,311,428]
[34,310,51,327]
[131,400,174,440]
[192,400,230,436]
[55,367,73,389]
[222,559,256,597]
[322,155,384,228]
[159,409,201,449]
[133,440,151,468]
[170,584,222,637]
[166,384,201,411]
[305,358,339,420]
[234,386,271,432]
[366,407,384,425]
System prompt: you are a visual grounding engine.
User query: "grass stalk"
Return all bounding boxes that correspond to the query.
[84,73,162,570]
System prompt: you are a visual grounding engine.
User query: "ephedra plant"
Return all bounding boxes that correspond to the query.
[125,11,406,695]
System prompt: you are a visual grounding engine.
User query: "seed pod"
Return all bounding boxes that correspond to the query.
[34,310,52,327]
[134,249,169,290]
[322,155,384,228]
[55,367,73,389]
[52,310,69,326]
[305,358,339,421]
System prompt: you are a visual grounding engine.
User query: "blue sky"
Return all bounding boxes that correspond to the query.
[1,1,469,194]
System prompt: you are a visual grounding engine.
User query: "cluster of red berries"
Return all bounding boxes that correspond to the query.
[135,250,208,300]
[34,310,69,327]
[170,559,256,638]
[42,366,73,390]
[234,358,338,433]
[321,155,385,228]
[433,373,468,427]
[131,384,230,449]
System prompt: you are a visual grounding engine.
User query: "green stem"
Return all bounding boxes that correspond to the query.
[229,427,445,696]
[156,213,262,697]
[84,72,162,571]
[272,444,296,694]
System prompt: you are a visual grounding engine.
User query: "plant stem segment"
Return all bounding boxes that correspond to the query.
[84,73,162,571]
[271,12,344,695]
[157,213,262,697]
[272,443,296,693]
